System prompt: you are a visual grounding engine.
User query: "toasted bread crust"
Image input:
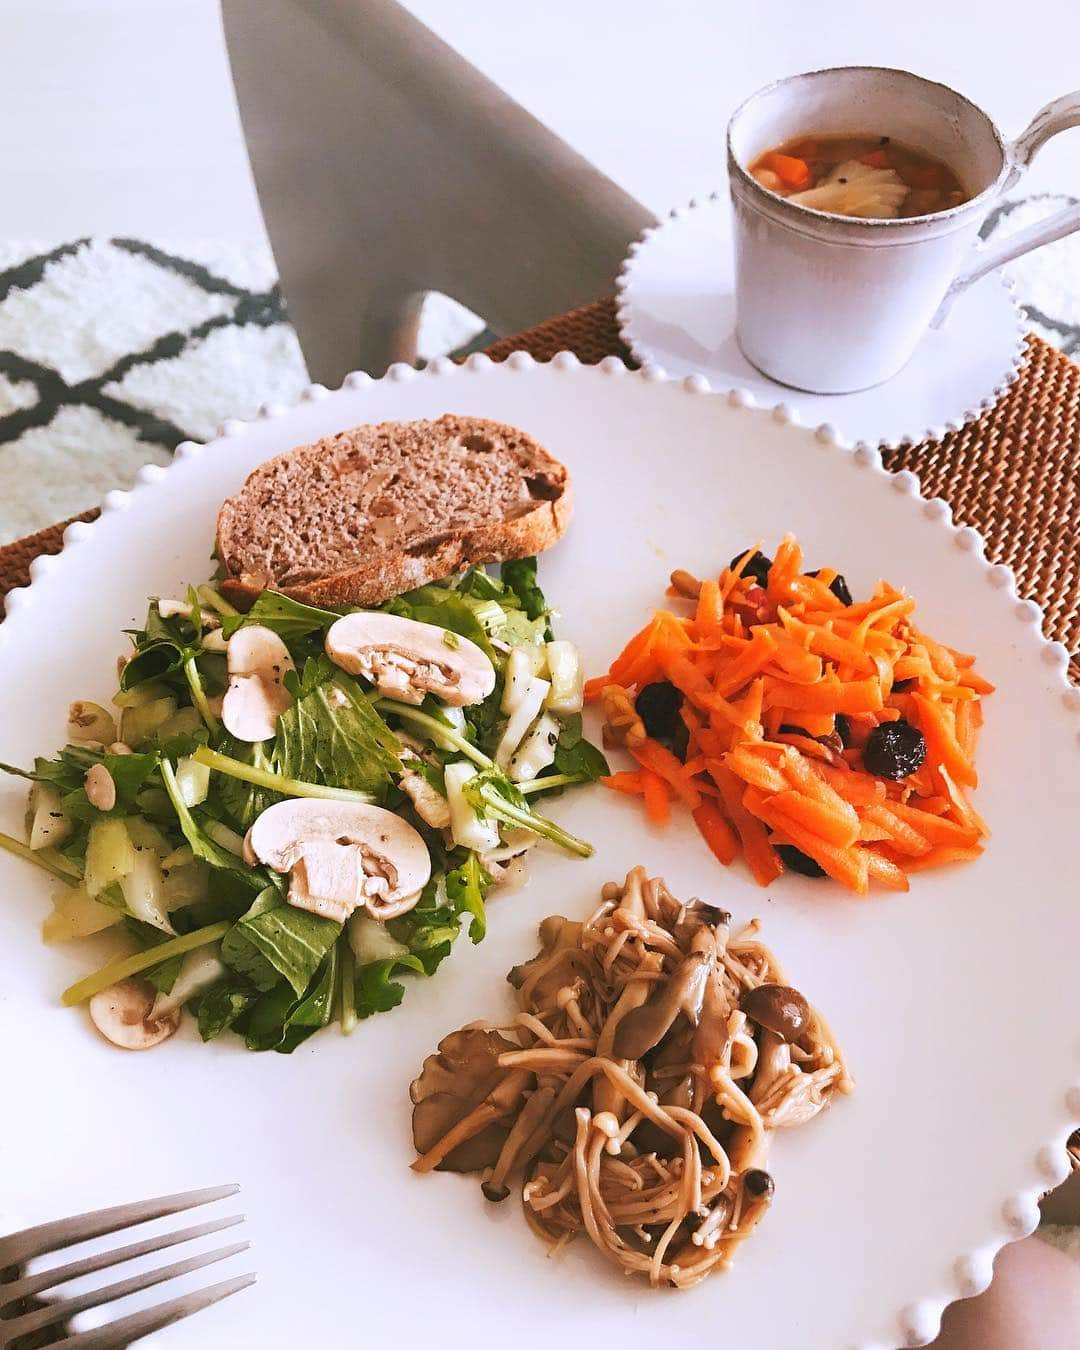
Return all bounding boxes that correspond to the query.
[216,415,572,609]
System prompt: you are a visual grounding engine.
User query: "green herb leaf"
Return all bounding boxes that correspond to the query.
[384,587,495,660]
[60,751,159,822]
[353,954,425,1020]
[444,851,490,944]
[195,979,257,1041]
[220,885,341,996]
[553,714,610,782]
[500,557,551,631]
[220,592,341,642]
[276,668,401,794]
[242,942,340,1052]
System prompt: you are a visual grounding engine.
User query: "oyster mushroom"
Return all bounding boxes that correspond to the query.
[247,799,431,924]
[611,946,714,1059]
[410,1027,531,1173]
[221,625,296,742]
[325,612,495,707]
[88,977,181,1050]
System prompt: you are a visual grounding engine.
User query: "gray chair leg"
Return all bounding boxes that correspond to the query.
[221,0,654,383]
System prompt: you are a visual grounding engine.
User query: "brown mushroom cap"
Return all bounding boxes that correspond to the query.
[740,983,811,1044]
[411,1027,522,1171]
[612,949,713,1060]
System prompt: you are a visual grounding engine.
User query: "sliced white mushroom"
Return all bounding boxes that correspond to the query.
[84,763,117,812]
[325,612,495,707]
[248,798,431,923]
[222,625,295,742]
[67,701,117,745]
[89,977,181,1050]
[399,768,451,829]
[28,783,72,851]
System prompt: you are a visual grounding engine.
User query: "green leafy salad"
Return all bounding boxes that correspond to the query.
[0,559,607,1053]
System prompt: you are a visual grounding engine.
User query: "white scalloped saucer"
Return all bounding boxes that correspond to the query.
[0,354,1077,1350]
[617,197,1028,447]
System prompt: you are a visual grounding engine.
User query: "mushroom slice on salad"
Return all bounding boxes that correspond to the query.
[325,612,495,707]
[247,799,432,924]
[88,977,181,1050]
[221,624,296,742]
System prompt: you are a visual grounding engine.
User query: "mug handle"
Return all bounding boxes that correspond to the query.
[932,90,1080,324]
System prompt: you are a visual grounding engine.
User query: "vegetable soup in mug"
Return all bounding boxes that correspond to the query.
[748,134,969,219]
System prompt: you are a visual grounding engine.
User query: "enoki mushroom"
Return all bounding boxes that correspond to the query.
[410,866,852,1289]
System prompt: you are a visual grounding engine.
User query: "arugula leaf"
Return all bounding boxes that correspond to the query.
[500,557,551,634]
[444,851,490,944]
[553,714,610,782]
[221,885,341,996]
[353,954,425,1020]
[220,592,341,642]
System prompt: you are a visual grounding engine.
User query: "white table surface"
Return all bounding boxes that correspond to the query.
[1,0,1077,245]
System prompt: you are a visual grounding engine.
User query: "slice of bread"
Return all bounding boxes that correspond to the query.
[216,414,572,608]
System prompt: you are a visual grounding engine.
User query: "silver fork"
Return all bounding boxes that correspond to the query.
[0,1184,254,1348]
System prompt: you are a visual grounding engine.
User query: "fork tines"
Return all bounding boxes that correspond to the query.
[0,1184,253,1348]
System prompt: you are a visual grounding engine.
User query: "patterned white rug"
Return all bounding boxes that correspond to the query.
[0,238,485,543]
[0,199,1076,544]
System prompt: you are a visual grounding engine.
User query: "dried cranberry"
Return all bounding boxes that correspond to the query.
[730,549,772,587]
[864,720,927,780]
[635,681,682,742]
[777,844,826,877]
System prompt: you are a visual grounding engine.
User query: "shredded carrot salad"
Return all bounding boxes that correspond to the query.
[586,536,994,895]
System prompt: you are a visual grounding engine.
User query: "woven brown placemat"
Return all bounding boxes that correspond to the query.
[3,298,1077,679]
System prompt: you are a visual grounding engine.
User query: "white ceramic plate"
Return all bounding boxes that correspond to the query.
[617,197,1028,448]
[1,355,1077,1350]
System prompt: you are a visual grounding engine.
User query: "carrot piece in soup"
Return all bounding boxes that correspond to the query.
[765,152,812,189]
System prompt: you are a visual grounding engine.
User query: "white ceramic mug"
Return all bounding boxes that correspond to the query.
[726,67,1080,393]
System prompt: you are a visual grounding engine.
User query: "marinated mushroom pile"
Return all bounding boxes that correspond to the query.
[411,866,851,1288]
[0,560,607,1053]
